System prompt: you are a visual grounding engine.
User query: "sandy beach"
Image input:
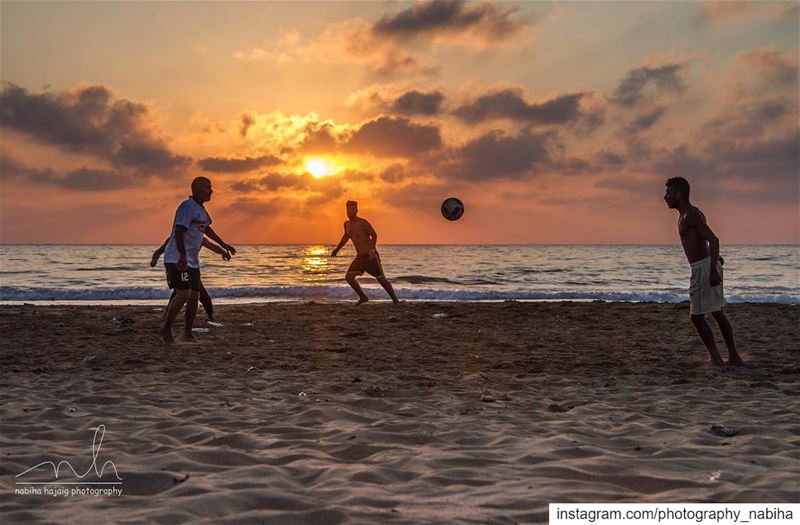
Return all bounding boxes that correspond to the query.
[1,301,798,524]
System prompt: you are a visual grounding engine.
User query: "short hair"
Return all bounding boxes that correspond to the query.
[346,200,358,207]
[665,177,690,199]
[191,176,211,192]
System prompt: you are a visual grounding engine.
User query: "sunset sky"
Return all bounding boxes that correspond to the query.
[1,0,798,244]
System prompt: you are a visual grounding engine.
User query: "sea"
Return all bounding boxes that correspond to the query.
[0,245,797,304]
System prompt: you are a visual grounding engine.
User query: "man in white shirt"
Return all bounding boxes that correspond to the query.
[160,177,236,344]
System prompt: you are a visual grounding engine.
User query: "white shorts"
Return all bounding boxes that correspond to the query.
[689,257,725,315]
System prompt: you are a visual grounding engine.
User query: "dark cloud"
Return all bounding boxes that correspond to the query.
[379,164,410,183]
[372,0,524,42]
[739,48,798,86]
[453,89,587,125]
[595,150,627,167]
[451,129,557,180]
[378,182,453,211]
[344,116,442,158]
[611,64,685,107]
[229,171,346,205]
[112,140,191,174]
[391,90,445,116]
[655,129,799,182]
[239,114,256,137]
[653,144,715,178]
[622,105,667,136]
[299,122,340,154]
[197,155,280,173]
[703,95,796,139]
[1,154,137,191]
[223,197,282,216]
[0,83,190,177]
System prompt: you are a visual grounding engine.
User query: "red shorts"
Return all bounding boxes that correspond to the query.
[347,252,384,278]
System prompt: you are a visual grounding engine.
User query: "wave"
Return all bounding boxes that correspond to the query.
[1,286,798,303]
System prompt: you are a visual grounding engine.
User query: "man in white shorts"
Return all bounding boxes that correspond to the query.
[664,177,744,367]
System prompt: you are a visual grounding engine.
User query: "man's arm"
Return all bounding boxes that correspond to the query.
[331,222,350,257]
[204,226,236,255]
[150,237,169,267]
[689,213,722,286]
[202,238,231,261]
[174,226,188,271]
[365,221,378,258]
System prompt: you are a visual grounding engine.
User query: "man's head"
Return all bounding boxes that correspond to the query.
[664,177,690,209]
[191,177,213,203]
[346,200,358,219]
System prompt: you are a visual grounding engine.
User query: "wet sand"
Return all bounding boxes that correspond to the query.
[1,302,798,524]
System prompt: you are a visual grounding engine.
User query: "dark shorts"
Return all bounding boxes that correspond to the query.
[164,263,201,292]
[347,253,384,278]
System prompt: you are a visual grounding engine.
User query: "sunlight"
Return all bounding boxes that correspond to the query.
[305,158,331,179]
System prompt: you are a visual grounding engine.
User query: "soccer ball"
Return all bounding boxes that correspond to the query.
[441,197,464,221]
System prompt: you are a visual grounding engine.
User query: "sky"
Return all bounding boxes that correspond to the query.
[1,0,798,244]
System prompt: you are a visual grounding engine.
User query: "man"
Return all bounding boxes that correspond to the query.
[664,177,743,366]
[151,236,230,322]
[330,200,399,305]
[160,176,236,344]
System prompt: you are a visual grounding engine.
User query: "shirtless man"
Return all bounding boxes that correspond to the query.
[664,177,744,366]
[330,200,399,305]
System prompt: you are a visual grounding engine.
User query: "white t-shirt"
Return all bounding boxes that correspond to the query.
[164,197,212,269]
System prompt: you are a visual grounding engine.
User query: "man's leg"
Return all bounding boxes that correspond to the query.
[199,284,214,321]
[161,289,190,344]
[346,271,369,305]
[376,276,400,304]
[162,289,177,322]
[691,314,724,366]
[183,290,200,341]
[711,310,744,366]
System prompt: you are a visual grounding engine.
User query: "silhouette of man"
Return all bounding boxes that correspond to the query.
[331,200,399,305]
[160,177,236,344]
[151,237,230,322]
[664,177,743,366]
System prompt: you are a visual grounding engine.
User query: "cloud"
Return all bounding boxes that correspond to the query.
[197,155,281,173]
[372,0,526,45]
[391,90,446,116]
[346,85,445,116]
[738,47,799,87]
[239,114,256,137]
[702,94,797,139]
[223,197,283,217]
[1,154,137,191]
[234,18,430,75]
[622,105,667,136]
[343,116,443,158]
[699,1,798,25]
[450,129,557,180]
[453,88,589,126]
[0,83,190,177]
[611,64,685,107]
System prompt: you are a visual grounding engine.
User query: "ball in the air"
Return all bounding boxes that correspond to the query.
[441,197,464,221]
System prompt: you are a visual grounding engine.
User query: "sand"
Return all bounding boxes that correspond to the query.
[0,302,798,524]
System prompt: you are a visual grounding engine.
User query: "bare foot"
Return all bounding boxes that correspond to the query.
[355,297,369,306]
[727,355,745,367]
[182,333,196,343]
[392,299,400,305]
[159,327,174,345]
[710,358,725,368]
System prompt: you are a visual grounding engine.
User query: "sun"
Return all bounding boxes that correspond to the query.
[305,158,329,178]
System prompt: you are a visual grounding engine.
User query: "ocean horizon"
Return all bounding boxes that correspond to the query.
[1,244,797,304]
